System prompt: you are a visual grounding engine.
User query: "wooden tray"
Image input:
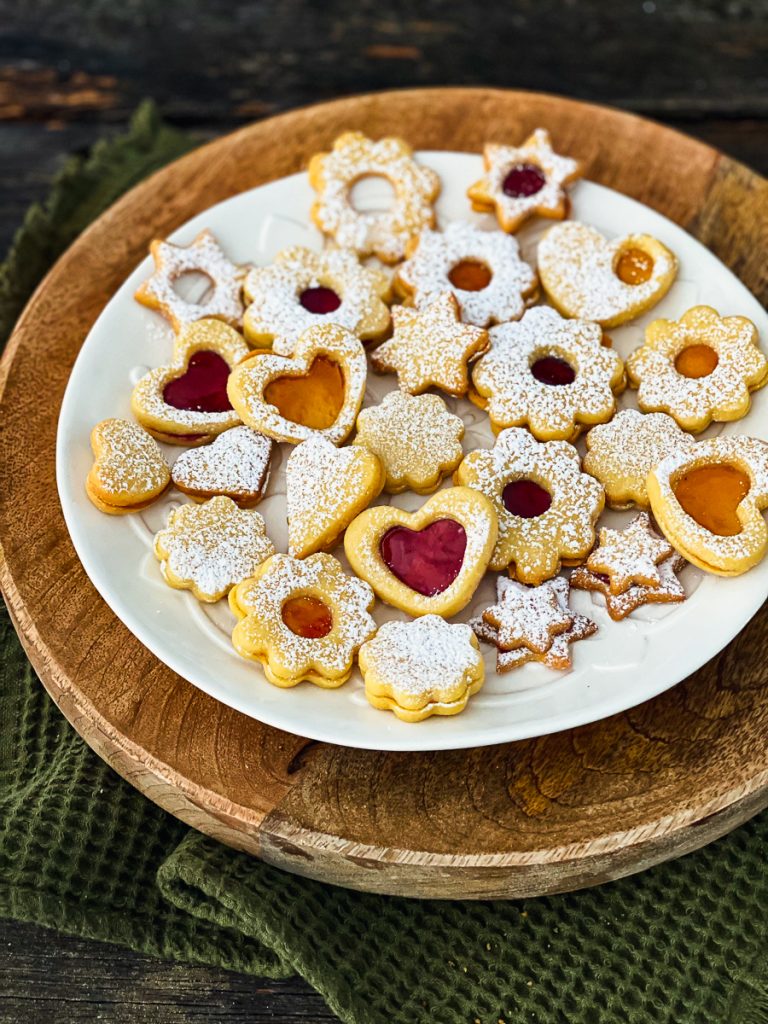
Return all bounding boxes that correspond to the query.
[2,89,768,900]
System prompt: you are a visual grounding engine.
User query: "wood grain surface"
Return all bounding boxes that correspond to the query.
[2,87,768,905]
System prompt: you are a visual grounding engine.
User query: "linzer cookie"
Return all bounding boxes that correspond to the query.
[354,391,465,494]
[131,318,250,446]
[86,418,170,515]
[171,427,273,507]
[229,552,376,688]
[538,222,677,328]
[153,495,275,602]
[455,427,604,581]
[626,306,768,432]
[226,322,367,445]
[371,293,488,397]
[583,409,696,510]
[472,577,596,673]
[243,246,391,354]
[359,616,485,722]
[394,222,537,327]
[647,435,768,576]
[344,486,497,617]
[470,306,624,440]
[286,435,385,559]
[584,512,675,595]
[308,131,440,264]
[467,129,581,233]
[135,229,245,332]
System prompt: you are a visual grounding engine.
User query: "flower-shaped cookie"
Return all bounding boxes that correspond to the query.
[227,322,367,445]
[286,436,385,559]
[586,512,675,595]
[171,426,273,507]
[626,306,768,432]
[394,222,537,327]
[135,229,245,332]
[455,427,604,581]
[229,553,376,688]
[344,486,498,618]
[371,293,489,397]
[472,577,596,673]
[467,129,581,233]
[354,391,464,494]
[153,495,275,602]
[583,409,696,510]
[647,435,768,576]
[537,222,678,328]
[359,616,485,722]
[471,306,624,440]
[86,418,170,515]
[309,131,440,264]
[243,246,391,354]
[131,319,250,445]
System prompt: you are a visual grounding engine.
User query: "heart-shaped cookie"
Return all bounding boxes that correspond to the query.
[344,486,498,617]
[86,418,170,515]
[131,318,250,445]
[537,222,678,328]
[286,435,385,558]
[227,322,367,445]
[171,426,273,507]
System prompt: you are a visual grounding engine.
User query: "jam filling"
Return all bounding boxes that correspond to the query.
[281,596,334,638]
[675,344,719,379]
[162,351,233,413]
[673,463,750,536]
[502,479,552,518]
[380,519,467,596]
[299,286,342,315]
[615,247,654,285]
[447,259,493,291]
[530,356,576,386]
[264,355,345,430]
[502,163,546,198]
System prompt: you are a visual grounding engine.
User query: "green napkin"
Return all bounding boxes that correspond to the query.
[2,104,768,1024]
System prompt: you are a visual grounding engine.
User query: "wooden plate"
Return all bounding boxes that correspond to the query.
[2,88,768,899]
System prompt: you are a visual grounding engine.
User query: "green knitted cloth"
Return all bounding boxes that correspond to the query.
[2,103,768,1024]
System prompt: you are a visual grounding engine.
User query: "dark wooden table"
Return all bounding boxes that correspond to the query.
[1,1,767,1021]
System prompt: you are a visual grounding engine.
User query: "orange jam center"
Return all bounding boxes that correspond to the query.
[615,247,654,285]
[281,596,334,639]
[264,355,345,430]
[673,463,750,536]
[674,344,719,379]
[447,259,493,291]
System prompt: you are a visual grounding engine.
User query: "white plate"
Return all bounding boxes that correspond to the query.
[56,152,768,752]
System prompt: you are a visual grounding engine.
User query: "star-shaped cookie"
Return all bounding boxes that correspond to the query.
[571,551,687,621]
[481,577,574,654]
[585,512,675,595]
[370,292,488,396]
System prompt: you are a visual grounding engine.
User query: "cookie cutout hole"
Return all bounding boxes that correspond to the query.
[172,270,215,306]
[281,596,334,639]
[163,351,233,413]
[673,463,750,536]
[502,163,546,198]
[299,286,342,315]
[530,355,576,386]
[349,174,396,214]
[675,344,719,379]
[448,259,493,292]
[615,247,654,286]
[380,519,467,596]
[264,355,345,430]
[502,479,552,519]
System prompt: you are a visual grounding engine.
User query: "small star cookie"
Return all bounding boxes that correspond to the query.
[481,575,574,654]
[571,551,687,621]
[585,512,675,595]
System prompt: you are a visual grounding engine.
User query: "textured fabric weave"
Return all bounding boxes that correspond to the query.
[1,103,767,1024]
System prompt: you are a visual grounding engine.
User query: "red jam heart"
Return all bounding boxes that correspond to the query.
[163,351,233,413]
[380,519,467,596]
[299,286,342,314]
[502,163,546,198]
[502,479,552,518]
[530,356,576,386]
